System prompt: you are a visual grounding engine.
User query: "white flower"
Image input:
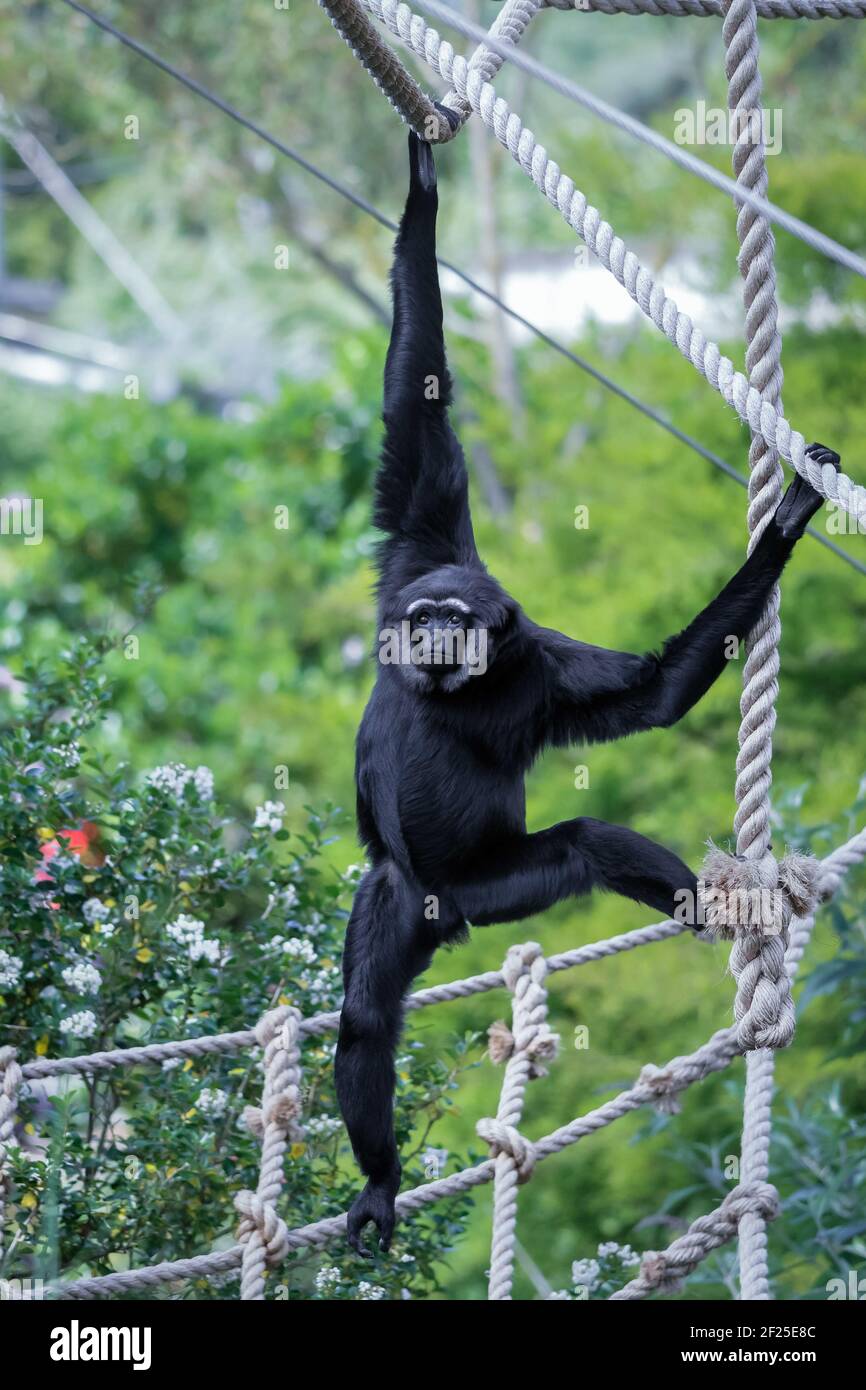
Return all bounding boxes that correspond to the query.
[315,1266,341,1292]
[161,1057,182,1072]
[61,962,102,996]
[254,800,285,833]
[280,937,316,964]
[166,914,221,964]
[598,1241,640,1267]
[96,921,117,940]
[571,1258,600,1292]
[356,1281,386,1300]
[0,948,23,989]
[265,884,298,915]
[147,763,214,801]
[59,1010,98,1039]
[196,1087,228,1117]
[82,897,109,925]
[305,1116,342,1139]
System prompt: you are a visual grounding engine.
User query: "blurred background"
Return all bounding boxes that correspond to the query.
[1,0,866,1299]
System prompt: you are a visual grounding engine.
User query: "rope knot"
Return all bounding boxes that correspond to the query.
[722,1180,780,1227]
[476,1118,537,1183]
[487,1019,514,1065]
[242,1094,302,1141]
[699,846,821,1051]
[254,1004,301,1051]
[233,1190,289,1266]
[639,1062,684,1115]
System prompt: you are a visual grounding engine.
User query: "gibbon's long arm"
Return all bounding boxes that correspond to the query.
[375,131,479,600]
[541,445,841,748]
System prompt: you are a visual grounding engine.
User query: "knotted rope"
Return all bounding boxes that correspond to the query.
[234,1006,304,1301]
[609,1182,780,1299]
[477,942,559,1299]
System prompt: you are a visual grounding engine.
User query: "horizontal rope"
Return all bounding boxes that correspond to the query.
[544,0,866,16]
[365,0,866,523]
[21,919,685,1080]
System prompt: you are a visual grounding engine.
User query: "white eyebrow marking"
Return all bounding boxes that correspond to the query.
[406,596,471,615]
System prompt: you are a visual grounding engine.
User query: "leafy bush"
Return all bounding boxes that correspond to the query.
[0,638,474,1298]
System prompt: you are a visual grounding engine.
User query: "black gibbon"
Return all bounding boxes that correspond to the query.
[335,128,839,1255]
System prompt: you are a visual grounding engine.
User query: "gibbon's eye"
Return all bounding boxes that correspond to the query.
[447,612,463,626]
[415,611,430,626]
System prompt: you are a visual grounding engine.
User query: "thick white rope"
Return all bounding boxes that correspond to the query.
[439,0,544,129]
[361,0,866,524]
[234,1006,304,1300]
[721,0,784,1301]
[478,942,559,1299]
[544,0,866,16]
[19,920,686,1082]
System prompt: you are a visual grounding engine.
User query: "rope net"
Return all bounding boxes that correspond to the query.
[3,0,865,1302]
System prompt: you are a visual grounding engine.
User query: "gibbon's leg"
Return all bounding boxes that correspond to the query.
[335,863,435,1256]
[451,818,698,926]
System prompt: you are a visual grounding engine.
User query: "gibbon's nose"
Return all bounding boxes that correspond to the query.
[417,623,462,674]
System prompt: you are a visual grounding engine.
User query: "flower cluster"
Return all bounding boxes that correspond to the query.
[0,948,23,989]
[82,897,109,925]
[254,800,285,833]
[147,763,215,801]
[165,914,221,963]
[196,1088,228,1118]
[59,1009,98,1040]
[61,962,102,996]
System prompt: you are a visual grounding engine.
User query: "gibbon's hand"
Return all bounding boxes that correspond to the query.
[774,443,841,539]
[346,1173,400,1258]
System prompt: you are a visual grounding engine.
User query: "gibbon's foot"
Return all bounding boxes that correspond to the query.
[408,130,437,196]
[346,1173,400,1257]
[774,443,841,539]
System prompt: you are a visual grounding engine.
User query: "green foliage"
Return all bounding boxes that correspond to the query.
[0,642,474,1298]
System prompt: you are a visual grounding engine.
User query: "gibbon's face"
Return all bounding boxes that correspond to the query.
[380,565,515,695]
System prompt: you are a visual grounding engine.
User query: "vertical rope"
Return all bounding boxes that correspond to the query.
[476,942,558,1299]
[234,1006,304,1300]
[723,0,785,1302]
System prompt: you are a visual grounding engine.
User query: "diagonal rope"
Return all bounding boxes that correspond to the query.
[317,0,457,140]
[362,0,866,523]
[394,0,866,280]
[544,0,866,17]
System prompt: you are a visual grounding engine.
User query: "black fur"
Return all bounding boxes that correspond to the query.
[335,131,839,1256]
